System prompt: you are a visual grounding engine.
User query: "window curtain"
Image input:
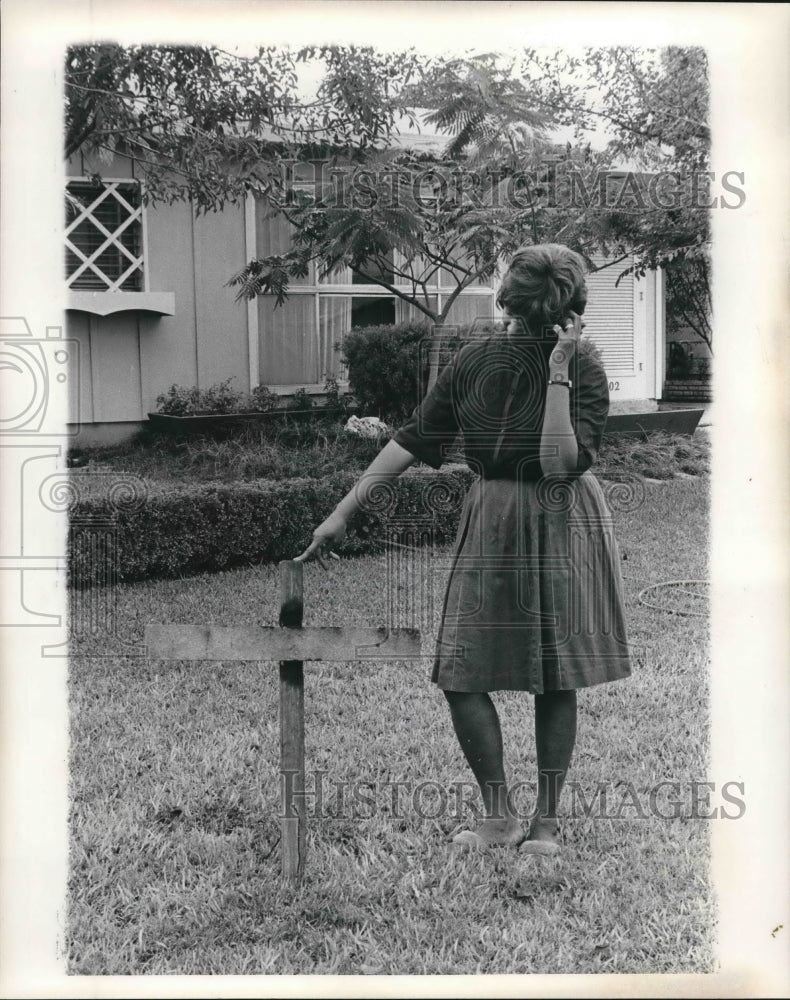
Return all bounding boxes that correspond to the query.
[394,297,438,326]
[440,295,494,331]
[319,264,352,379]
[258,295,318,385]
[319,296,351,380]
[255,201,311,285]
[256,200,320,384]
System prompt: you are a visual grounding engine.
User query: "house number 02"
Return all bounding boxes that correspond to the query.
[608,381,620,391]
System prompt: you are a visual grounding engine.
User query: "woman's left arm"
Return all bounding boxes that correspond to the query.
[540,313,583,476]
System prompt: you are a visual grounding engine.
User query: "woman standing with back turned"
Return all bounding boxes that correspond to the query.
[297,244,631,855]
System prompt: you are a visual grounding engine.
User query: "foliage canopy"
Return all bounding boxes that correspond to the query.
[66,44,712,344]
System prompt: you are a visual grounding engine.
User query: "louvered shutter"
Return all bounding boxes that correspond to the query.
[583,261,636,377]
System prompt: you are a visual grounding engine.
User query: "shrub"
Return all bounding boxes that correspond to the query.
[323,375,355,416]
[68,469,475,588]
[155,383,202,416]
[249,384,279,412]
[156,377,243,416]
[287,387,313,412]
[198,377,244,414]
[341,321,432,424]
[155,378,331,418]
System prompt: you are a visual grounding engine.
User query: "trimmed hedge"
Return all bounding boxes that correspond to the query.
[69,468,476,588]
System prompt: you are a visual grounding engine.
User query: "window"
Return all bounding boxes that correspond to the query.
[65,180,144,291]
[350,297,396,328]
[253,202,497,385]
[350,249,396,326]
[352,250,395,286]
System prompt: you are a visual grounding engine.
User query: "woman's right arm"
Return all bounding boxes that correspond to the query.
[295,439,417,566]
[297,345,461,566]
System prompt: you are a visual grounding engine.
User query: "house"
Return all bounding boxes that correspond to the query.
[65,149,665,446]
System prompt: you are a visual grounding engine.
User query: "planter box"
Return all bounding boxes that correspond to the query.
[147,408,355,436]
[605,408,705,438]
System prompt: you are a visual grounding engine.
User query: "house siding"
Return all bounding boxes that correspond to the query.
[140,198,200,397]
[88,311,143,421]
[67,152,251,424]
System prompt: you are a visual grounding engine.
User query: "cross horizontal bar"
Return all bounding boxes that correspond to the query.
[145,625,422,662]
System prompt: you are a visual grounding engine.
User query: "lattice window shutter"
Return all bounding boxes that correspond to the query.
[65,181,144,292]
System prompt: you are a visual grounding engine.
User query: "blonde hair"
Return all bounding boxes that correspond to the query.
[496,243,588,333]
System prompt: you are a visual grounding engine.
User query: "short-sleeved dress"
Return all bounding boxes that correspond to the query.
[393,331,632,694]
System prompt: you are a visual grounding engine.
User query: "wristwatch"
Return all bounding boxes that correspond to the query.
[548,374,573,388]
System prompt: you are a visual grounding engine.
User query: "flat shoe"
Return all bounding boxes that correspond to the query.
[451,830,488,850]
[451,828,527,850]
[518,838,561,857]
[519,819,562,856]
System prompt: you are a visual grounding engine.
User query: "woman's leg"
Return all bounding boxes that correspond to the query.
[444,690,523,844]
[530,689,577,841]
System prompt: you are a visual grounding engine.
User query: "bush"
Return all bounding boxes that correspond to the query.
[323,375,355,416]
[249,384,278,412]
[287,387,313,412]
[156,377,243,416]
[199,377,245,414]
[155,377,351,419]
[341,321,432,424]
[155,383,202,416]
[68,469,475,588]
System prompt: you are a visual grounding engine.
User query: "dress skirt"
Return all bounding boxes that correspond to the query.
[432,471,632,693]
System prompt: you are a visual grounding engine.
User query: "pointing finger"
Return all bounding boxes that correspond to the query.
[294,537,321,563]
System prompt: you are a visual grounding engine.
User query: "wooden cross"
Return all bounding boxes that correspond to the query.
[145,560,421,883]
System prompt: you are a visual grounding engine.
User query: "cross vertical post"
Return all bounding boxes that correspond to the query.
[278,559,306,883]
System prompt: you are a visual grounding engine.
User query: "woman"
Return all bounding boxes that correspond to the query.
[297,244,631,855]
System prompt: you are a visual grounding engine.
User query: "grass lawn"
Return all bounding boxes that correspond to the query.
[68,476,712,976]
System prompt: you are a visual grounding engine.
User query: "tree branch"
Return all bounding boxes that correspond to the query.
[351,266,438,321]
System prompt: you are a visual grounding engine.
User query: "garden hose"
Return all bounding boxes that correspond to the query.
[636,580,709,617]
